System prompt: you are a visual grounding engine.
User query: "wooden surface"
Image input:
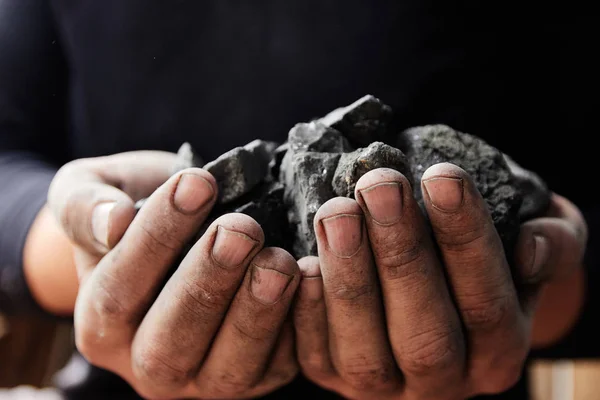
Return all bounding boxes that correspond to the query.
[530,360,600,400]
[0,314,72,388]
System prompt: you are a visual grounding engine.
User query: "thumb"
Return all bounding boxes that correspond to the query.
[48,151,177,256]
[514,193,587,316]
[515,194,587,285]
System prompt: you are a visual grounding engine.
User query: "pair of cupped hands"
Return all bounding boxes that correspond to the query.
[47,150,587,400]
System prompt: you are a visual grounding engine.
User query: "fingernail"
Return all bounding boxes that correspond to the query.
[212,226,258,269]
[173,173,214,214]
[531,234,550,276]
[422,177,464,212]
[300,278,324,301]
[92,202,116,248]
[359,182,403,225]
[251,265,293,304]
[321,214,363,258]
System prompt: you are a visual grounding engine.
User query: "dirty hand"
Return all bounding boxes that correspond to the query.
[48,152,300,399]
[294,163,587,400]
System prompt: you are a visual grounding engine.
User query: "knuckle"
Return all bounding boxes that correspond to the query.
[476,364,524,394]
[376,239,425,280]
[485,345,527,391]
[52,161,82,187]
[231,319,276,344]
[74,293,133,366]
[401,327,462,376]
[132,346,191,390]
[269,364,299,386]
[137,222,183,254]
[203,370,257,396]
[91,273,139,324]
[298,353,332,379]
[74,327,109,368]
[338,359,396,392]
[461,293,515,331]
[177,280,229,321]
[436,224,489,252]
[329,282,374,302]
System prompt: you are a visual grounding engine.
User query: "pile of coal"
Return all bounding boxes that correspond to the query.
[140,95,551,260]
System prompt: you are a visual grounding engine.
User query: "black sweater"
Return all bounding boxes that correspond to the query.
[1,1,598,399]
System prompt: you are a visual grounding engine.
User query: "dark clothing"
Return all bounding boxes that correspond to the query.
[0,0,597,398]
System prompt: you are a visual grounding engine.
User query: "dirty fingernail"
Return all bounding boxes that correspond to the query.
[173,173,214,214]
[212,226,259,269]
[422,177,464,212]
[359,182,403,225]
[251,265,293,304]
[321,214,363,257]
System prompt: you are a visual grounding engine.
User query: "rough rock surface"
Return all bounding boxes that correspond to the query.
[320,94,393,147]
[503,154,551,221]
[332,142,411,198]
[137,95,551,261]
[399,125,519,247]
[203,140,276,204]
[282,152,341,257]
[171,142,204,174]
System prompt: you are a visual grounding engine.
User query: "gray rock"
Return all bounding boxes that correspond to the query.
[282,151,341,257]
[269,142,289,178]
[234,183,291,249]
[244,139,279,163]
[503,154,551,220]
[332,142,411,198]
[204,140,276,204]
[138,96,552,267]
[171,142,204,174]
[399,124,523,248]
[319,94,393,147]
[288,121,352,153]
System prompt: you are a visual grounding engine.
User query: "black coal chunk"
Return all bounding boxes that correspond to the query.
[136,95,552,265]
[269,143,289,179]
[288,121,352,153]
[398,124,542,249]
[281,151,341,257]
[503,154,551,221]
[319,95,393,147]
[233,183,291,250]
[332,142,411,198]
[171,142,204,174]
[204,140,277,204]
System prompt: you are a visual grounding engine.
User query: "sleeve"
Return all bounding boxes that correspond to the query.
[0,0,68,315]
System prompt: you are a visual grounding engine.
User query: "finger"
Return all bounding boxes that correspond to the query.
[48,151,177,255]
[130,214,263,395]
[546,194,588,243]
[421,163,526,394]
[314,198,400,394]
[86,151,177,200]
[293,256,335,381]
[49,177,136,256]
[245,322,299,397]
[515,220,583,286]
[515,197,587,348]
[196,247,300,397]
[355,168,465,398]
[74,168,217,367]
